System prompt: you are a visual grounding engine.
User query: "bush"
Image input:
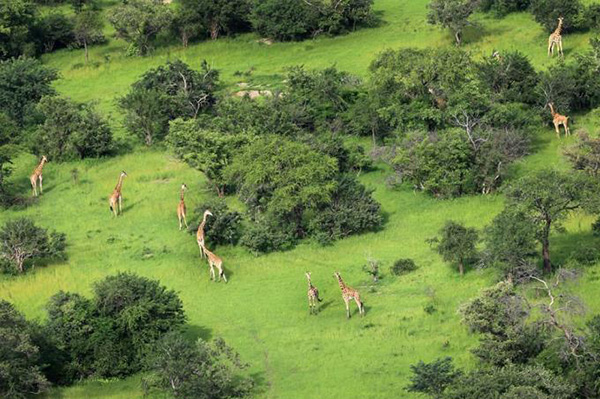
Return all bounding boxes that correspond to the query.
[479,0,529,16]
[32,12,74,53]
[143,332,253,399]
[430,221,478,276]
[390,258,418,276]
[0,57,58,126]
[192,199,242,247]
[35,96,114,161]
[0,218,66,274]
[529,0,584,32]
[241,216,296,254]
[120,60,218,145]
[0,300,49,399]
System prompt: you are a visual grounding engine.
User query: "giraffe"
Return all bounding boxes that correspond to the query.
[177,183,188,230]
[29,156,48,197]
[548,17,564,57]
[548,103,570,138]
[108,171,127,217]
[305,272,322,315]
[202,246,227,282]
[196,210,213,258]
[333,272,364,319]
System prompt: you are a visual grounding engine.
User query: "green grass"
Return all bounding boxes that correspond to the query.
[2,1,600,398]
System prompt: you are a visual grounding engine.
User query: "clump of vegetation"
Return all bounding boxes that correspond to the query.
[143,332,253,399]
[427,0,480,46]
[390,258,418,276]
[192,199,243,248]
[120,60,219,146]
[429,221,478,276]
[0,218,66,274]
[406,357,462,398]
[34,96,114,161]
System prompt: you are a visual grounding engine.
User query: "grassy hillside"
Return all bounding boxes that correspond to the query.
[2,1,600,398]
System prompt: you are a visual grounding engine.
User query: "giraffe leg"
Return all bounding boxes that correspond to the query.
[183,215,188,229]
[221,270,227,283]
[118,195,122,215]
[354,297,364,316]
[559,40,563,57]
[210,264,216,281]
[39,175,43,194]
[31,178,37,197]
[548,41,553,56]
[344,298,350,319]
[178,214,182,230]
[554,123,560,138]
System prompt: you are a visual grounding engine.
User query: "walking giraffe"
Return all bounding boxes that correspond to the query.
[108,171,127,217]
[196,210,213,258]
[548,103,570,138]
[305,272,322,315]
[202,246,227,282]
[548,17,564,57]
[30,156,48,197]
[334,272,364,319]
[177,183,188,230]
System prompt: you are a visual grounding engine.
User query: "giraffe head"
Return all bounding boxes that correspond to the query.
[558,16,564,25]
[181,183,187,191]
[121,171,128,178]
[204,209,213,218]
[333,271,341,280]
[41,155,48,163]
[305,272,311,281]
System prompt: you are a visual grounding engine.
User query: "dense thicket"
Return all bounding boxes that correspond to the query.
[120,60,219,146]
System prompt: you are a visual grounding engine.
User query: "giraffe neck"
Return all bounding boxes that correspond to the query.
[549,104,557,117]
[35,159,46,175]
[337,276,346,290]
[307,278,313,289]
[554,21,563,35]
[199,213,208,230]
[180,188,185,202]
[115,175,124,192]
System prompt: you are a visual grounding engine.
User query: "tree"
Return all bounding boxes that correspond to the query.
[35,96,113,161]
[506,169,597,274]
[427,0,480,46]
[0,0,36,60]
[406,357,462,399]
[0,218,66,274]
[108,0,173,56]
[144,332,253,399]
[565,133,600,177]
[529,0,584,32]
[0,57,58,126]
[430,221,478,275]
[484,209,538,281]
[191,199,242,247]
[32,12,74,54]
[177,0,250,41]
[0,300,49,399]
[0,147,12,205]
[73,10,104,64]
[250,0,320,41]
[167,118,250,196]
[119,60,219,145]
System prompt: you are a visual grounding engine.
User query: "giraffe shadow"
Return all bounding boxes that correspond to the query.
[120,199,143,214]
[317,299,335,313]
[184,324,213,341]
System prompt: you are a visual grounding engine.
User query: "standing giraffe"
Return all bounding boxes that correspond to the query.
[196,210,213,258]
[305,272,322,315]
[108,171,127,217]
[548,103,570,138]
[177,183,188,230]
[333,272,364,319]
[202,246,227,282]
[548,17,564,57]
[30,156,48,197]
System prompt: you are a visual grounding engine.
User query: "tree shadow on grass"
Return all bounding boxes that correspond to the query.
[462,23,510,46]
[184,324,213,341]
[551,230,600,269]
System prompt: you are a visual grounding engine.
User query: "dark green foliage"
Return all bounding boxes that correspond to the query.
[0,300,49,399]
[586,4,600,30]
[0,57,58,126]
[250,0,374,41]
[175,0,251,44]
[167,118,249,196]
[72,10,105,63]
[406,357,461,399]
[0,218,66,274]
[460,282,546,366]
[32,12,74,53]
[240,216,296,254]
[108,0,173,56]
[430,221,478,275]
[35,96,113,161]
[445,364,575,399]
[144,332,253,399]
[564,133,600,177]
[192,199,242,247]
[46,273,186,381]
[308,175,382,244]
[0,0,37,60]
[390,258,418,276]
[427,0,480,45]
[479,0,530,16]
[484,209,538,281]
[120,60,218,145]
[477,51,539,104]
[506,169,598,274]
[0,147,12,205]
[529,0,584,32]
